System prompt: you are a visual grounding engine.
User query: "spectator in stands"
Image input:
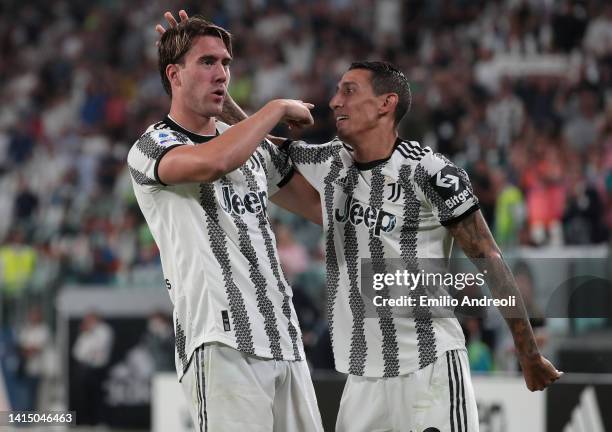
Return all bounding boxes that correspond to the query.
[464,317,494,372]
[141,311,174,372]
[17,305,50,411]
[563,165,607,244]
[72,312,114,426]
[0,229,36,303]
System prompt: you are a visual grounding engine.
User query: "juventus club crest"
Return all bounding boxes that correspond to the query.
[386,182,402,202]
[246,150,262,171]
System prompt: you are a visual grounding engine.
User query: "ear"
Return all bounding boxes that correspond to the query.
[379,93,399,117]
[166,64,181,90]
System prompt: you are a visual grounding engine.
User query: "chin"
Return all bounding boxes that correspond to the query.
[336,129,352,142]
[203,104,223,118]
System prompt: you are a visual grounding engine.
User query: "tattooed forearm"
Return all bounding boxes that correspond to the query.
[220,94,248,125]
[448,211,540,359]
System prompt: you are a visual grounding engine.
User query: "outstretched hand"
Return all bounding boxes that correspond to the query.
[155,9,189,40]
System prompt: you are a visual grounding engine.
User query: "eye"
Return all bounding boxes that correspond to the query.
[199,57,216,66]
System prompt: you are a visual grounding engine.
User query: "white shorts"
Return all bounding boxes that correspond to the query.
[336,349,478,432]
[180,342,323,432]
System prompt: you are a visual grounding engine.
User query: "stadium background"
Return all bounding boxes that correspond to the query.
[0,0,611,430]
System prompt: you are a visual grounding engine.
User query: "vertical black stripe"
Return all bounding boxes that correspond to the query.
[451,351,463,432]
[128,165,157,186]
[199,183,255,354]
[457,351,468,432]
[398,165,437,369]
[322,148,344,349]
[447,351,456,432]
[220,177,282,359]
[368,165,399,377]
[200,349,208,432]
[194,346,204,432]
[261,140,293,179]
[241,164,300,360]
[175,319,188,372]
[343,165,368,376]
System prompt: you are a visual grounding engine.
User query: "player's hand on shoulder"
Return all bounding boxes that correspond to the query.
[155,9,189,39]
[520,353,563,391]
[271,99,315,129]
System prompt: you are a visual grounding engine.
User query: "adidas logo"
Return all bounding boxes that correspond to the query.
[563,386,604,432]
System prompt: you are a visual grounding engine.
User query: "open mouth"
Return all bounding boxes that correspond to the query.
[336,115,348,123]
[212,89,225,97]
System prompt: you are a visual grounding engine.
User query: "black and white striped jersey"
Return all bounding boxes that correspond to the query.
[285,137,479,378]
[127,116,304,380]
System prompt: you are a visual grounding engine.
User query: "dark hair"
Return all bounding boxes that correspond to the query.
[158,16,232,96]
[348,61,412,125]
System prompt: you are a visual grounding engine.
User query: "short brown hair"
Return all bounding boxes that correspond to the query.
[158,16,233,96]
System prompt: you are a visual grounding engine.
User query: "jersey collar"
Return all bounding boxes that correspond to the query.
[353,137,403,171]
[165,115,218,144]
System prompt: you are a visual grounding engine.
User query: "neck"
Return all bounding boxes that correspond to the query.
[347,125,398,163]
[169,100,216,135]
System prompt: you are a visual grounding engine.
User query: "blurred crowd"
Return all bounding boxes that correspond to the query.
[1,0,612,406]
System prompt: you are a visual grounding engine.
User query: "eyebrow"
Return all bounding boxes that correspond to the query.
[198,54,233,64]
[336,81,358,91]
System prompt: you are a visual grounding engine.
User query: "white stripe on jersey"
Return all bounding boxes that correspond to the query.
[127,118,304,380]
[287,138,478,377]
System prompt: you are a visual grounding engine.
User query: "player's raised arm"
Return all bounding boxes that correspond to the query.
[214,94,323,224]
[158,99,313,184]
[446,210,563,391]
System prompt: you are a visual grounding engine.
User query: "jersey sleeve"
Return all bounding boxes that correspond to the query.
[258,139,295,196]
[127,129,189,188]
[281,140,336,192]
[412,152,479,226]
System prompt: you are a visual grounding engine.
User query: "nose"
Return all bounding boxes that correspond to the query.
[329,93,342,110]
[214,63,228,83]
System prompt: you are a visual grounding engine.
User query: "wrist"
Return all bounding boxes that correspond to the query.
[517,350,541,363]
[267,99,288,117]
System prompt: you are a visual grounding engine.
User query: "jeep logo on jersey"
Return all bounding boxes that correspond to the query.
[334,195,396,236]
[220,186,268,216]
[429,165,472,210]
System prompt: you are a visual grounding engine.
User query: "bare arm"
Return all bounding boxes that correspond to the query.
[220,94,297,146]
[447,210,562,391]
[158,99,313,184]
[271,172,322,225]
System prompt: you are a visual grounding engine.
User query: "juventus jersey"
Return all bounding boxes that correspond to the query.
[285,138,479,378]
[127,116,304,380]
